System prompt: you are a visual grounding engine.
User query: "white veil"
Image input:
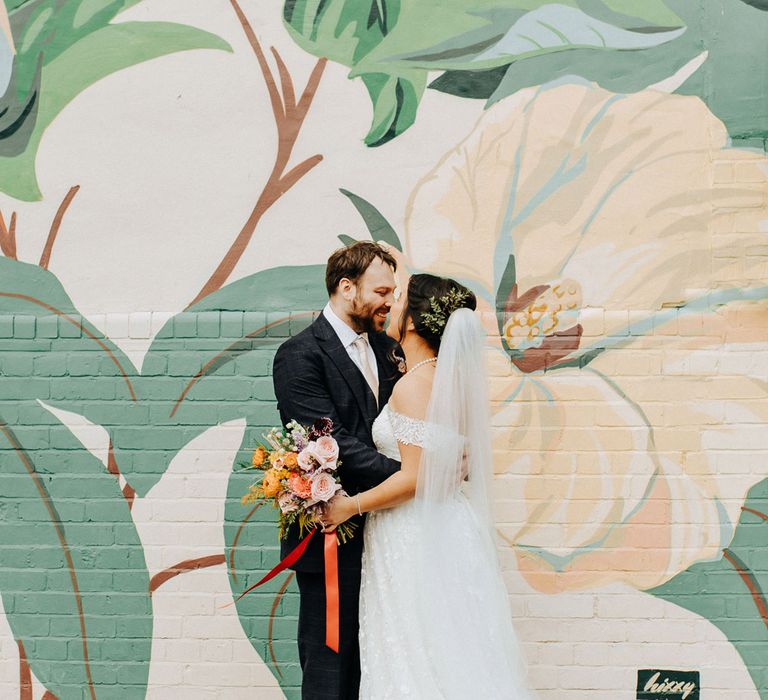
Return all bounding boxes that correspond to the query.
[416,307,494,524]
[412,307,533,698]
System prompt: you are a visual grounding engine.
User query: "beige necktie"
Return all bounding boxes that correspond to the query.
[352,335,379,405]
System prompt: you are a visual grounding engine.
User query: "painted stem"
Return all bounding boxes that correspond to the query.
[106,442,136,510]
[0,210,17,258]
[723,548,768,630]
[186,0,325,309]
[268,572,295,679]
[39,186,80,270]
[17,640,32,700]
[149,554,227,594]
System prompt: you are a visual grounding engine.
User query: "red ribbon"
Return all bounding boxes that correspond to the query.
[324,532,340,652]
[226,527,341,654]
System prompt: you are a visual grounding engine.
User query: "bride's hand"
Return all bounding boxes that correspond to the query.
[320,495,356,533]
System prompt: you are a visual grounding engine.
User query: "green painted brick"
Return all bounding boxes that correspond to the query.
[267,311,290,337]
[141,352,167,375]
[244,311,268,337]
[0,315,13,337]
[0,377,51,399]
[58,314,82,338]
[173,311,197,337]
[14,314,36,338]
[168,352,203,376]
[1,352,35,375]
[197,310,221,337]
[290,311,314,335]
[37,314,59,338]
[49,378,116,400]
[251,377,276,401]
[221,310,244,338]
[187,377,253,400]
[33,352,68,376]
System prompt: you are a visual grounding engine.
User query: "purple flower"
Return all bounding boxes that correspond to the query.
[292,430,308,451]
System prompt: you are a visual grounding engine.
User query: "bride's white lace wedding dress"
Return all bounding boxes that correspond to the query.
[359,404,534,699]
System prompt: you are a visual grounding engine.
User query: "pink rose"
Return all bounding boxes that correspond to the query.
[288,473,312,500]
[320,459,338,472]
[297,447,317,472]
[310,471,341,503]
[309,435,339,464]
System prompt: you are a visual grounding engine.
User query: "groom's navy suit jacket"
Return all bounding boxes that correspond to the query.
[272,313,402,572]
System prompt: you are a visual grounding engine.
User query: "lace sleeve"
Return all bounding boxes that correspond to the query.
[388,408,428,447]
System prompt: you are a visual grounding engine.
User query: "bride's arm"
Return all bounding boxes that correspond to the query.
[321,377,429,530]
[321,443,422,531]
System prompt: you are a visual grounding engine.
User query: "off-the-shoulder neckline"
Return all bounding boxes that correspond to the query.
[384,403,428,424]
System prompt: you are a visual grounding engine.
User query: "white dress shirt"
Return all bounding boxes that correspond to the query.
[323,303,379,378]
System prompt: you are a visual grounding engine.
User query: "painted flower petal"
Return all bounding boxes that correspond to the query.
[404,83,768,338]
[490,368,712,591]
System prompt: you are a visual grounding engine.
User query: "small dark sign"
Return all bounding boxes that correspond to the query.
[637,670,699,700]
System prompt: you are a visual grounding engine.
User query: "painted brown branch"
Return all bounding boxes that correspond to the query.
[0,209,17,258]
[268,572,295,679]
[170,312,314,417]
[186,1,325,309]
[742,506,768,522]
[40,186,79,270]
[107,441,136,510]
[723,548,768,630]
[42,693,58,700]
[149,554,226,594]
[270,47,295,114]
[229,503,263,584]
[17,640,32,700]
[0,420,97,700]
[0,293,138,402]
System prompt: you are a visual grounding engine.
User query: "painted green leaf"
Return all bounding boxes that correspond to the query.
[360,70,425,146]
[365,4,684,72]
[0,256,328,695]
[649,478,768,696]
[340,187,403,251]
[0,8,231,200]
[0,400,151,699]
[738,0,768,9]
[114,265,328,498]
[283,0,683,144]
[225,429,302,699]
[669,0,768,146]
[431,0,768,148]
[284,0,421,146]
[0,256,140,409]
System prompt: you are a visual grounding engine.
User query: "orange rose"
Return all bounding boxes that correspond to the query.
[252,446,267,468]
[283,452,298,469]
[261,469,282,498]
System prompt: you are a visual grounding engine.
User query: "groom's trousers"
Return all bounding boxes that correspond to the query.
[295,567,362,700]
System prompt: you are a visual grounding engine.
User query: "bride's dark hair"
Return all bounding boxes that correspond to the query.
[399,273,477,352]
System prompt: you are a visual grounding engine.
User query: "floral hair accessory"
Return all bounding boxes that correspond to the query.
[421,287,471,335]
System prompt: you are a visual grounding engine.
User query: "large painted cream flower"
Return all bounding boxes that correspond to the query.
[403,83,768,593]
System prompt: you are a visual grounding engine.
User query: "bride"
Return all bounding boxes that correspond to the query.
[322,273,535,699]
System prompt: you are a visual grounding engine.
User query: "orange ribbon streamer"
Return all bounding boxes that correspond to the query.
[324,532,340,653]
[227,527,341,654]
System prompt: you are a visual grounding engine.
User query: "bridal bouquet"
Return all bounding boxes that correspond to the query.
[242,417,356,543]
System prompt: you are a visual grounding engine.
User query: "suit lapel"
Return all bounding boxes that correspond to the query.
[313,315,378,422]
[369,332,400,407]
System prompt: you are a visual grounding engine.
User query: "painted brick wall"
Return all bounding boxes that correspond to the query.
[0,1,767,699]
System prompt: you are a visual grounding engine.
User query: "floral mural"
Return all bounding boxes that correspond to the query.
[0,1,766,699]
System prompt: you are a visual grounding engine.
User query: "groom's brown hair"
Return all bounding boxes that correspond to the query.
[325,241,397,295]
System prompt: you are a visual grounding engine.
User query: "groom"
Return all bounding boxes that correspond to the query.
[272,241,403,699]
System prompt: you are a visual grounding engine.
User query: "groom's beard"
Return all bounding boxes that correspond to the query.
[349,294,388,333]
